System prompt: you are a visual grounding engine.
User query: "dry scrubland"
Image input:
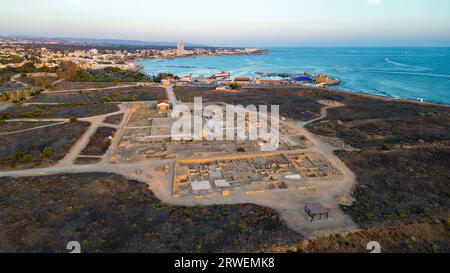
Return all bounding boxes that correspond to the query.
[174,86,450,251]
[103,113,124,125]
[0,173,300,253]
[0,103,119,119]
[50,81,129,91]
[0,85,448,252]
[0,121,55,133]
[81,127,116,156]
[0,172,447,253]
[0,122,90,171]
[174,86,344,121]
[30,86,166,104]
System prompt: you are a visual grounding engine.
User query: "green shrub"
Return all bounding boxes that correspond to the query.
[69,117,78,123]
[42,146,53,158]
[10,151,27,161]
[22,154,33,162]
[229,83,241,90]
[381,144,392,151]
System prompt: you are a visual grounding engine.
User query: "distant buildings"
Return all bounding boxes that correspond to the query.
[0,38,266,71]
[233,77,252,85]
[315,74,341,86]
[177,41,185,55]
[157,100,171,112]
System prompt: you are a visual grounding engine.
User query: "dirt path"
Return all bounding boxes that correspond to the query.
[0,103,12,112]
[164,85,178,105]
[11,74,28,87]
[56,104,129,167]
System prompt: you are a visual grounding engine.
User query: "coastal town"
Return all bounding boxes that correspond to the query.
[0,37,265,70]
[0,38,342,104]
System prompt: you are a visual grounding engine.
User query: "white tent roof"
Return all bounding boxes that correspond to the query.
[214,180,230,188]
[191,181,212,192]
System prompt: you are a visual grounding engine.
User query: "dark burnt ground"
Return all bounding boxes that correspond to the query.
[81,127,116,156]
[0,103,119,119]
[30,86,166,104]
[0,83,23,93]
[51,82,126,91]
[307,94,450,149]
[337,144,450,228]
[0,121,55,133]
[175,86,450,240]
[103,113,124,125]
[0,173,301,253]
[296,221,449,253]
[174,86,346,121]
[74,157,102,165]
[0,121,90,171]
[287,88,450,231]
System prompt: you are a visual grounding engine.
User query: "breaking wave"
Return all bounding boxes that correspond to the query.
[385,58,429,70]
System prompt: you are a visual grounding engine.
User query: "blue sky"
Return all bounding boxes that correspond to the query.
[1,0,449,46]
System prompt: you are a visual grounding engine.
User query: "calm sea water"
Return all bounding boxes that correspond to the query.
[138,47,450,105]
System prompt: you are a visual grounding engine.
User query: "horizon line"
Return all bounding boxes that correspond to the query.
[1,34,449,48]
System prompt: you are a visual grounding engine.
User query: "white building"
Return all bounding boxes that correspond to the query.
[177,41,185,55]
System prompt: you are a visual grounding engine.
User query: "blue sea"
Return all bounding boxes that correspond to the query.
[138,47,450,105]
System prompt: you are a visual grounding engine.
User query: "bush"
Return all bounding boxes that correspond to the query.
[69,117,78,123]
[229,83,241,90]
[237,147,247,153]
[10,151,27,161]
[22,154,33,162]
[381,144,392,151]
[42,146,53,158]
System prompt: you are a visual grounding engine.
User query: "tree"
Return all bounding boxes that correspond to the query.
[20,62,37,73]
[42,146,53,158]
[57,61,78,80]
[23,154,33,162]
[9,55,23,63]
[229,83,241,90]
[153,73,174,83]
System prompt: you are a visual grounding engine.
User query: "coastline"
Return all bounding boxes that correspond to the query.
[246,85,450,108]
[297,85,450,109]
[129,49,269,66]
[130,48,450,107]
